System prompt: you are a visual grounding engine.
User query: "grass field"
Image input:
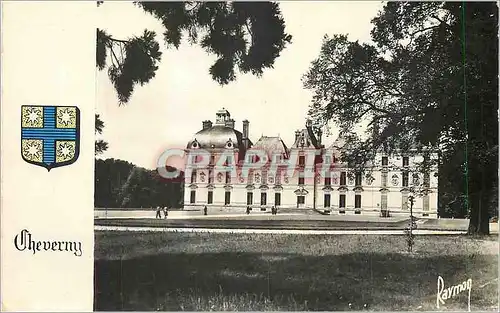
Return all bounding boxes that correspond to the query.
[94,217,410,230]
[94,231,498,311]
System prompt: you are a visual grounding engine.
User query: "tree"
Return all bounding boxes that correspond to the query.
[95,158,135,207]
[95,157,184,208]
[303,2,498,234]
[95,114,109,155]
[97,1,292,104]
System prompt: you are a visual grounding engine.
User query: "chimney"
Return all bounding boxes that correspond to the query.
[202,120,212,130]
[242,120,249,139]
[295,130,301,142]
[225,118,235,129]
[317,129,323,146]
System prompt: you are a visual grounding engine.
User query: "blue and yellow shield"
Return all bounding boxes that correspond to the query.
[21,105,80,171]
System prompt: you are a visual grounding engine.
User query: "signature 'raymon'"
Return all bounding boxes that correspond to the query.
[14,229,83,257]
[437,275,472,311]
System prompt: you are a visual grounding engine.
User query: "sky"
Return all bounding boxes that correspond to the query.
[96,1,385,169]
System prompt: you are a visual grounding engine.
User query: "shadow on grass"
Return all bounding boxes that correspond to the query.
[94,251,497,311]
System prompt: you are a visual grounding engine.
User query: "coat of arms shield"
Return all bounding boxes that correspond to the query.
[21,105,80,171]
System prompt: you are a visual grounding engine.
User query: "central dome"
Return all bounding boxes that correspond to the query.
[187,125,244,150]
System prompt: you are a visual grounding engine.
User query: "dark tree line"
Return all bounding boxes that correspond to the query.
[95,158,184,209]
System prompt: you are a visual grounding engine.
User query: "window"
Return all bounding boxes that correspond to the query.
[403,156,409,167]
[324,156,331,165]
[355,195,361,209]
[299,155,305,166]
[225,191,231,205]
[262,170,268,184]
[339,194,346,208]
[381,172,387,187]
[355,172,362,186]
[340,172,347,186]
[298,172,305,185]
[324,194,331,208]
[423,196,430,211]
[207,191,213,204]
[382,157,388,166]
[424,172,430,187]
[402,193,408,210]
[275,193,281,206]
[275,170,281,185]
[297,195,305,204]
[247,192,253,205]
[210,155,215,165]
[246,170,253,184]
[191,170,197,183]
[260,193,267,206]
[226,155,233,166]
[208,169,214,183]
[190,190,196,204]
[402,172,409,187]
[225,171,231,184]
[324,177,331,186]
[381,194,388,210]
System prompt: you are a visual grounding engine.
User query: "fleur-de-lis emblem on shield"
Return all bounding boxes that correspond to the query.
[21,105,80,171]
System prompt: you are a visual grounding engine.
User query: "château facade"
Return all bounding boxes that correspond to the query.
[183,109,438,217]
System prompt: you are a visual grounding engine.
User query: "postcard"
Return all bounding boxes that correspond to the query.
[2,1,498,312]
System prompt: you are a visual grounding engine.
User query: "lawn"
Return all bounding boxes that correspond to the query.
[94,217,409,230]
[94,232,498,311]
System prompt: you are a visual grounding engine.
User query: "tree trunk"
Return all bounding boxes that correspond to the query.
[467,170,490,235]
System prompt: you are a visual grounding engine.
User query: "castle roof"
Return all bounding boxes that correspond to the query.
[187,125,245,150]
[251,136,289,158]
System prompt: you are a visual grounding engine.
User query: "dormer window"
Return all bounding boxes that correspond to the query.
[382,156,388,166]
[299,156,305,166]
[403,156,409,167]
[226,138,233,149]
[191,139,199,149]
[299,134,305,147]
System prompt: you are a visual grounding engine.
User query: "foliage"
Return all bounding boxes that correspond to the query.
[303,2,498,234]
[95,114,109,155]
[95,158,184,208]
[97,1,292,103]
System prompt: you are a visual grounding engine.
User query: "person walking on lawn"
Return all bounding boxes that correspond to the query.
[163,206,169,219]
[155,206,162,219]
[204,205,208,216]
